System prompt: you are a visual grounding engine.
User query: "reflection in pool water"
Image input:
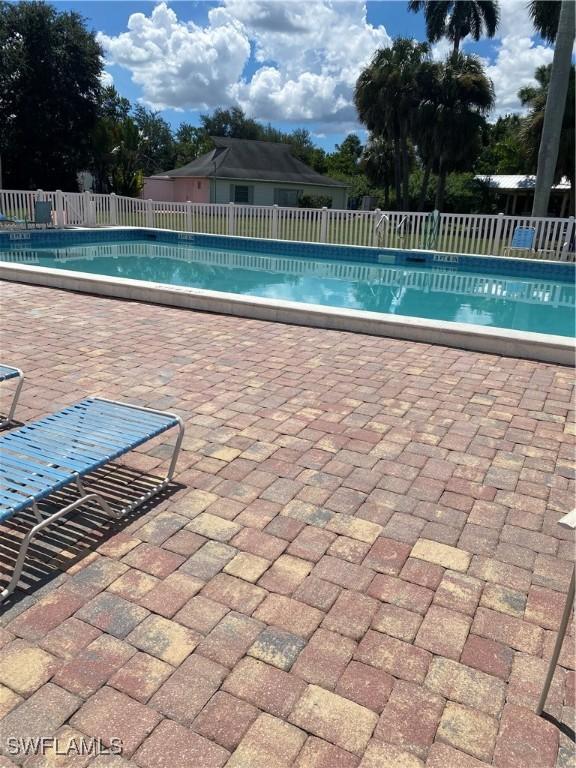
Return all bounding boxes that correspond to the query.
[2,241,574,337]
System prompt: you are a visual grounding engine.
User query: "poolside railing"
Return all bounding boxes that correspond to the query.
[0,189,574,261]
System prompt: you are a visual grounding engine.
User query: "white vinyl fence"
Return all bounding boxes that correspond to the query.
[0,189,574,261]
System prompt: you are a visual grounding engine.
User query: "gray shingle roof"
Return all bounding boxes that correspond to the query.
[152,137,347,188]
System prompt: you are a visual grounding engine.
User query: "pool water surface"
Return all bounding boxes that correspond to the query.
[1,236,574,337]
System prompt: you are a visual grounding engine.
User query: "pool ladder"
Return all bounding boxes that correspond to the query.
[375,214,408,243]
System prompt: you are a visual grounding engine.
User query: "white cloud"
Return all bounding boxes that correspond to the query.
[97,3,250,110]
[98,0,390,125]
[485,36,553,117]
[226,1,390,124]
[100,71,114,87]
[497,0,536,39]
[482,1,553,118]
[230,67,350,122]
[97,0,553,129]
[431,38,453,61]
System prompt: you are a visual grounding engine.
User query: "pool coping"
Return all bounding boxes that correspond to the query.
[0,260,573,366]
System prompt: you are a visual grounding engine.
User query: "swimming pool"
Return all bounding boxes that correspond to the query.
[1,229,574,336]
[0,228,574,363]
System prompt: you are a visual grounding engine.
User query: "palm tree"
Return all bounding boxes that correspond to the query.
[528,1,561,43]
[413,60,442,209]
[520,64,575,215]
[355,39,430,210]
[408,1,500,53]
[361,136,396,208]
[528,0,575,216]
[419,53,494,210]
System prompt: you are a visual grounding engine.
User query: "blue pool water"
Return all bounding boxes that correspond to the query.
[1,231,574,337]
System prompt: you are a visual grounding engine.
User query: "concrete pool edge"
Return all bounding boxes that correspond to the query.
[1,262,573,366]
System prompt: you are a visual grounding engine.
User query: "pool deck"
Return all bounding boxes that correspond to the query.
[0,280,574,767]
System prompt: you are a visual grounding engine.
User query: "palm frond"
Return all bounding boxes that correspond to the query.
[527,0,561,42]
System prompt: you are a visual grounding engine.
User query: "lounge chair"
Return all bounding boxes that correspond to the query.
[0,365,24,428]
[29,200,53,228]
[0,213,25,228]
[504,226,536,255]
[0,397,184,601]
[1,200,53,229]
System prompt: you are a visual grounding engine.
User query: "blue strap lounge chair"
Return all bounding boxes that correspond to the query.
[0,397,184,601]
[0,365,24,428]
[0,213,25,227]
[504,226,536,255]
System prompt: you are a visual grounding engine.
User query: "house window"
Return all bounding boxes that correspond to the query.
[233,185,253,204]
[274,188,301,207]
[197,181,201,189]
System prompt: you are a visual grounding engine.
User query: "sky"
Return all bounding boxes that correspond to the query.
[56,0,555,151]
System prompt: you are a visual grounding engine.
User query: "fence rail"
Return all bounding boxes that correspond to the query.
[0,189,574,261]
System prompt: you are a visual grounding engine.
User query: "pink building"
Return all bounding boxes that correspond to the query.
[143,137,348,209]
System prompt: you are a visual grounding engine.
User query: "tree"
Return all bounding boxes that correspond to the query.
[99,86,130,123]
[355,39,430,210]
[475,115,526,174]
[0,1,103,189]
[173,124,213,167]
[528,1,561,44]
[109,119,144,197]
[418,53,494,209]
[326,135,364,177]
[90,87,133,192]
[200,107,262,140]
[361,136,396,208]
[528,0,575,216]
[520,64,575,214]
[285,128,327,172]
[413,59,443,209]
[408,1,500,53]
[132,106,175,175]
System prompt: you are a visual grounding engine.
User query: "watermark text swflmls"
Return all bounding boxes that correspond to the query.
[7,736,123,757]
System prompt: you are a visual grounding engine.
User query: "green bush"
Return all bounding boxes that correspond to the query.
[298,194,333,209]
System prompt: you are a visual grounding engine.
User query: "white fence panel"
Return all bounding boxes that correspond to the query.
[0,189,573,261]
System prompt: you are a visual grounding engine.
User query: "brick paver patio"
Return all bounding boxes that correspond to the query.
[0,280,574,767]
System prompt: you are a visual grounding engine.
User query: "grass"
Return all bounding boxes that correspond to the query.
[5,204,569,260]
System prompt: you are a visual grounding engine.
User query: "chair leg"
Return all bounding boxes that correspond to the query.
[167,417,185,481]
[0,490,116,603]
[536,565,575,715]
[128,416,184,513]
[0,415,185,601]
[0,370,24,428]
[7,371,24,424]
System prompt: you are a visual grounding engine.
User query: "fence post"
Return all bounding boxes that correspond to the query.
[493,212,504,256]
[271,204,278,239]
[372,208,381,246]
[227,202,235,236]
[186,201,192,232]
[83,191,93,226]
[563,216,575,261]
[146,198,153,228]
[320,206,328,242]
[110,193,118,226]
[55,189,64,228]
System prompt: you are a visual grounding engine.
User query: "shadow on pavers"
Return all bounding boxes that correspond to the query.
[0,462,183,617]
